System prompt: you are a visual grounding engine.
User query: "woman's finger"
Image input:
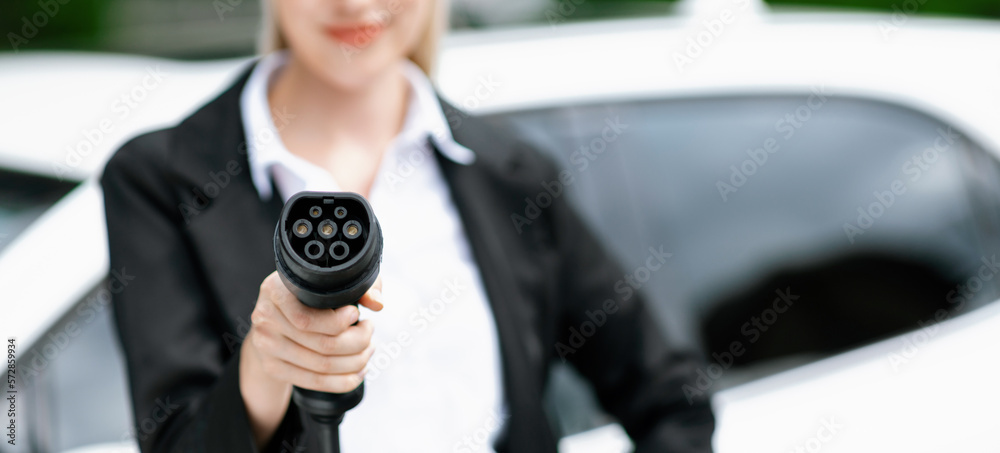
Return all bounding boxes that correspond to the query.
[264,332,374,375]
[359,276,384,311]
[256,297,374,356]
[288,320,374,357]
[272,286,360,335]
[262,357,366,394]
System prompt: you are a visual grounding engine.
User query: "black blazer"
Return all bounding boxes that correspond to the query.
[101,62,714,453]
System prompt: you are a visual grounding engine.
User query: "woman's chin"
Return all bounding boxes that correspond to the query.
[316,52,402,92]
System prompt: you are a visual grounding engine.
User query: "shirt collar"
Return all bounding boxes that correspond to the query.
[239,51,475,202]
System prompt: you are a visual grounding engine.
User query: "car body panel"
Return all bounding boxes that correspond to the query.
[0,54,247,180]
[714,298,1000,452]
[0,181,106,350]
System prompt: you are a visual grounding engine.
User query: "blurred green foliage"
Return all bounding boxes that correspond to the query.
[2,0,109,52]
[765,0,1000,18]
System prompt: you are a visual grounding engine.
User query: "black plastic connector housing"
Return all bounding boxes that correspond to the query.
[274,191,383,310]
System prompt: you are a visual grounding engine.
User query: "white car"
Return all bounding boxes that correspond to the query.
[2,1,1000,452]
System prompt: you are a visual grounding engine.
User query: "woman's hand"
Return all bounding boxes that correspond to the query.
[239,271,383,447]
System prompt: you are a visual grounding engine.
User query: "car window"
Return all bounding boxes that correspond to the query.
[0,169,77,253]
[491,94,1000,434]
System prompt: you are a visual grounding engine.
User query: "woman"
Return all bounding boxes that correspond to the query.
[101,0,715,452]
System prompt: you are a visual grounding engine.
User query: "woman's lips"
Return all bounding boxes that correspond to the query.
[325,23,383,46]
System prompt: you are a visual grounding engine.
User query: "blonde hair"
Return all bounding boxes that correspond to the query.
[258,0,446,76]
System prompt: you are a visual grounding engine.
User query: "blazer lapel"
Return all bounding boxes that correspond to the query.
[169,62,284,334]
[434,99,558,453]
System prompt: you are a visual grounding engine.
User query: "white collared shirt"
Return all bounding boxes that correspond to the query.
[240,52,506,452]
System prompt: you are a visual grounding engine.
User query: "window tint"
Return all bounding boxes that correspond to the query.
[495,94,1000,365]
[498,94,1000,435]
[0,169,77,253]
